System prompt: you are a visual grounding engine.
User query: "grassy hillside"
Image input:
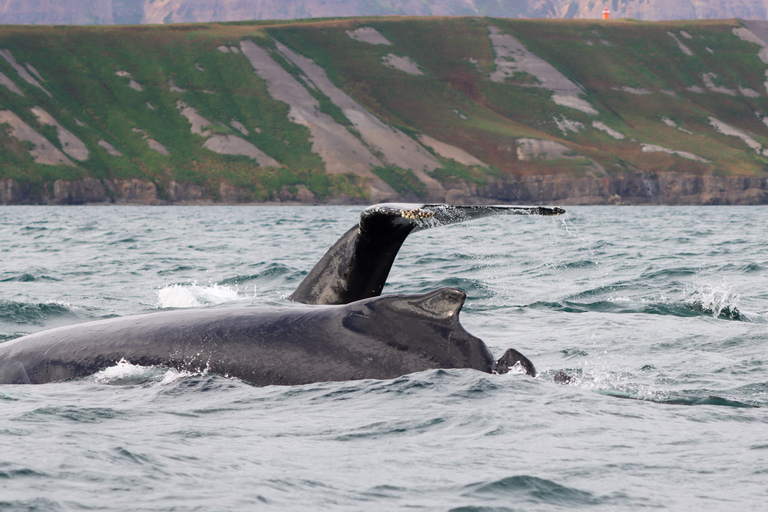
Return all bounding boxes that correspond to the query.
[0,17,767,203]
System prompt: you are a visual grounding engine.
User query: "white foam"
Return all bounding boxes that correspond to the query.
[687,283,740,319]
[92,358,193,385]
[156,283,240,308]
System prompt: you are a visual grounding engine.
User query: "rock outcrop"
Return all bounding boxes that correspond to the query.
[2,173,766,206]
[476,173,768,205]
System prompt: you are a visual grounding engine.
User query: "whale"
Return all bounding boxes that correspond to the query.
[0,203,564,385]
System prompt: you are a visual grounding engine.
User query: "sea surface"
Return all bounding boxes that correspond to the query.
[1,205,767,511]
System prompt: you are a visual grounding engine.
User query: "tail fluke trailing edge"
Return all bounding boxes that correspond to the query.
[289,203,565,305]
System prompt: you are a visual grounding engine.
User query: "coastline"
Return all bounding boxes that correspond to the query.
[2,172,766,206]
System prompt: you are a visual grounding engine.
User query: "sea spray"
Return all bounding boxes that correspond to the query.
[155,282,241,308]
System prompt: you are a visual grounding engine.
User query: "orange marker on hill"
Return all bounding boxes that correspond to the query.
[603,8,610,19]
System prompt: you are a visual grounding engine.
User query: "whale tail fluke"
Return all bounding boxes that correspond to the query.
[289,203,564,306]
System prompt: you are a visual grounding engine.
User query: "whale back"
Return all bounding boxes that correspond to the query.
[0,289,495,385]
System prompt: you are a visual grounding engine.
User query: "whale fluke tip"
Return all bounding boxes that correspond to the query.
[291,202,564,306]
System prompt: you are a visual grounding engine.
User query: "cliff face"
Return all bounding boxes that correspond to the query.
[4,0,768,25]
[3,173,766,205]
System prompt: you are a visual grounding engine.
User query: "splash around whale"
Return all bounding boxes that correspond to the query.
[0,203,564,385]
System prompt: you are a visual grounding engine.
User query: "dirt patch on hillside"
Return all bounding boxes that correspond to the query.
[487,26,597,115]
[0,110,73,166]
[554,116,584,136]
[116,70,143,91]
[177,101,212,136]
[734,25,768,64]
[709,117,766,155]
[31,106,89,161]
[641,144,710,163]
[418,135,487,167]
[382,54,423,75]
[517,139,577,160]
[662,117,692,134]
[176,100,279,166]
[592,121,625,140]
[274,40,443,196]
[0,49,51,97]
[667,32,693,56]
[98,139,123,157]
[25,63,44,83]
[239,39,399,202]
[230,119,248,135]
[0,71,23,96]
[132,128,169,156]
[169,79,187,92]
[701,72,736,95]
[346,27,391,45]
[203,135,281,167]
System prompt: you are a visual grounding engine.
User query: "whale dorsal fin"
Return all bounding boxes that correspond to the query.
[289,203,564,305]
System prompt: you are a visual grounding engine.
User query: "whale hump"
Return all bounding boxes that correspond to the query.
[290,203,564,305]
[377,287,466,321]
[342,288,495,374]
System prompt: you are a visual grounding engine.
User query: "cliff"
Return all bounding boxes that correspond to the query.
[1,17,768,205]
[3,172,765,205]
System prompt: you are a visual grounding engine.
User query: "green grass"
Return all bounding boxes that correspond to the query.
[371,166,427,197]
[0,17,766,202]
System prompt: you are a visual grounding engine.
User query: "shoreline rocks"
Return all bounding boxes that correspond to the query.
[1,173,767,206]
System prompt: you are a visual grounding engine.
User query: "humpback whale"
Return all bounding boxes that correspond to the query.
[0,203,564,385]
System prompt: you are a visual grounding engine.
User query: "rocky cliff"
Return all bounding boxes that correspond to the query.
[4,172,765,205]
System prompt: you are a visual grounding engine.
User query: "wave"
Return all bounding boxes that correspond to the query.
[527,299,742,320]
[14,406,128,424]
[0,273,60,283]
[655,395,757,408]
[551,367,763,408]
[91,359,192,386]
[463,475,606,507]
[217,263,294,285]
[686,284,742,320]
[0,468,49,479]
[0,300,77,326]
[527,283,744,321]
[155,283,241,308]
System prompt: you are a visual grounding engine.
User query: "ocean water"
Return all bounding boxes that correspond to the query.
[1,205,767,511]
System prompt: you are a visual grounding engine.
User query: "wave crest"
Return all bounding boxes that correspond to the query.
[155,283,240,308]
